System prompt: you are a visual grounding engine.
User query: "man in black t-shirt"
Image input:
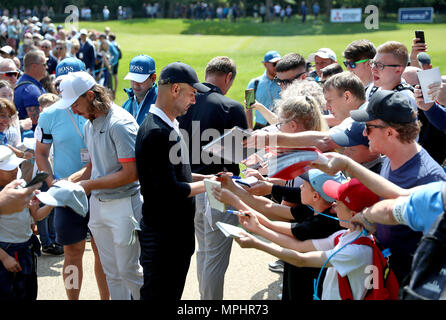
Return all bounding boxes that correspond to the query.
[178,56,248,300]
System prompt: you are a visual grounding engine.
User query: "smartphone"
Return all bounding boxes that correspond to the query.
[245,89,255,108]
[415,30,425,44]
[25,172,49,188]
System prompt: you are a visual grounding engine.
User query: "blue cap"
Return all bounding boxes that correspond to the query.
[330,116,369,147]
[124,54,156,83]
[300,169,347,202]
[55,57,86,77]
[263,50,281,63]
[417,52,431,66]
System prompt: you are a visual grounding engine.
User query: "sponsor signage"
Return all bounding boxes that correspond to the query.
[398,7,433,23]
[330,8,362,23]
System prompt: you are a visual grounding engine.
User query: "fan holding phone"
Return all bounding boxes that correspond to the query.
[410,30,431,70]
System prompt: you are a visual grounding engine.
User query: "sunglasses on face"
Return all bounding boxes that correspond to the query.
[343,58,370,69]
[274,71,306,86]
[1,71,19,78]
[365,124,387,135]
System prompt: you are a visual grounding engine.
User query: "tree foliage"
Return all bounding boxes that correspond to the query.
[1,0,445,18]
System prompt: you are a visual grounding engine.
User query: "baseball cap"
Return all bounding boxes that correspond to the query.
[417,52,431,66]
[300,169,347,202]
[350,90,417,124]
[322,178,380,212]
[263,50,281,63]
[79,29,88,35]
[330,121,369,147]
[36,180,88,217]
[124,55,156,83]
[0,145,26,171]
[0,45,14,56]
[50,71,96,110]
[330,106,370,147]
[308,48,337,63]
[56,57,86,78]
[158,62,210,93]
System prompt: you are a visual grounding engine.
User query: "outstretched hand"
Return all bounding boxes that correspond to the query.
[211,184,240,208]
[238,210,260,233]
[350,209,377,235]
[234,230,259,249]
[246,180,273,196]
[309,152,349,175]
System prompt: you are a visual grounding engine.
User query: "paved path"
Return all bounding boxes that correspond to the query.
[36,238,282,300]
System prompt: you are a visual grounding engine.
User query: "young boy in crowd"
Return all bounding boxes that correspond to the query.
[0,146,53,300]
[213,169,346,300]
[217,174,390,300]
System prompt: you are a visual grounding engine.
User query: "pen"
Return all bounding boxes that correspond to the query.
[226,210,247,216]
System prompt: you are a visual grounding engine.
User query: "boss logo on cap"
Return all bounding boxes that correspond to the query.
[130,65,144,73]
[59,66,75,73]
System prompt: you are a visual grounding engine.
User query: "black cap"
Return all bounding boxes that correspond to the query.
[350,90,417,124]
[158,62,210,93]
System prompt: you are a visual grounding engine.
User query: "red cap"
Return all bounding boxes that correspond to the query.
[322,178,380,212]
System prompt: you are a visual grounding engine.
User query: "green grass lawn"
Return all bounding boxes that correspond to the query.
[78,18,446,106]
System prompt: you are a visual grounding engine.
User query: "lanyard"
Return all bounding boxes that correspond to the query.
[66,109,83,140]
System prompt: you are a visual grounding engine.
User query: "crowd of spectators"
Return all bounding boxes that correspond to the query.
[1,3,446,304]
[1,2,320,23]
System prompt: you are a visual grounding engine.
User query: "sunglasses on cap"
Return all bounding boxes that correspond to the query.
[274,71,306,86]
[343,58,370,69]
[1,71,19,78]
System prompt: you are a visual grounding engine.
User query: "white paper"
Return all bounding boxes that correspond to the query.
[204,179,226,212]
[202,126,256,164]
[417,67,442,103]
[234,176,258,187]
[215,222,245,238]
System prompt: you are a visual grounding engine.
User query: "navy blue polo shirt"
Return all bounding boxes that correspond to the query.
[14,74,46,120]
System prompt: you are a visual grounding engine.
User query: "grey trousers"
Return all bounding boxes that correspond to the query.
[194,192,238,300]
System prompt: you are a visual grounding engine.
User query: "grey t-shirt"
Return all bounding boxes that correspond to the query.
[0,206,32,243]
[84,104,140,200]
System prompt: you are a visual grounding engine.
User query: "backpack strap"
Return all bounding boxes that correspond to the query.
[335,236,375,300]
[368,86,379,99]
[253,79,259,96]
[393,83,414,93]
[441,182,446,212]
[14,80,45,95]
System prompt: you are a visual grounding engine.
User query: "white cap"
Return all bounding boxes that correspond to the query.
[23,137,36,151]
[36,180,88,217]
[80,29,88,35]
[51,71,96,110]
[308,48,337,63]
[0,145,25,171]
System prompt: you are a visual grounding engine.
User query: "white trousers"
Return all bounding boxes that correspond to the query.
[194,192,238,300]
[89,194,143,300]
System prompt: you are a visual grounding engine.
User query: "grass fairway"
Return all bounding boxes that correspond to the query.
[79,18,446,106]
